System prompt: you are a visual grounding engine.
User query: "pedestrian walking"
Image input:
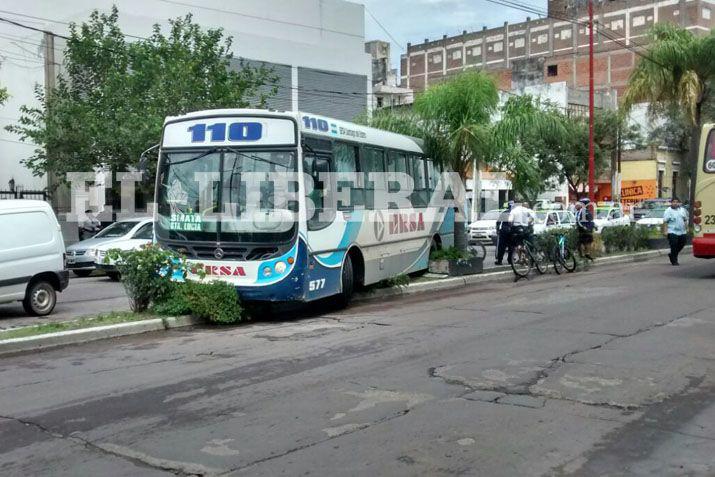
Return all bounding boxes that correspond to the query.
[494,200,514,265]
[574,198,595,261]
[662,197,688,266]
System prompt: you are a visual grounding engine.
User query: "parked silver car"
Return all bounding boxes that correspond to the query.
[65,218,152,277]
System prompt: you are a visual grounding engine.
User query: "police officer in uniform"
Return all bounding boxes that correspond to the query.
[494,200,514,265]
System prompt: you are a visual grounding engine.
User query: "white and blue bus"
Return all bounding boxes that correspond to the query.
[154,109,455,304]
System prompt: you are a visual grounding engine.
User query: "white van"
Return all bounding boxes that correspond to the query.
[0,200,69,316]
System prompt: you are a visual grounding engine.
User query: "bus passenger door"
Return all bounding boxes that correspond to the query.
[304,153,344,300]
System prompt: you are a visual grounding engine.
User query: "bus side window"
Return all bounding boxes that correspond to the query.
[706,130,715,173]
[426,160,439,193]
[360,147,386,210]
[332,141,362,210]
[304,154,335,230]
[387,151,408,208]
[410,156,428,208]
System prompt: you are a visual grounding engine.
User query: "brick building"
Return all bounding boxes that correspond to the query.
[400,0,714,99]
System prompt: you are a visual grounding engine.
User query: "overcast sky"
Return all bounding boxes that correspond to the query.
[357,0,549,68]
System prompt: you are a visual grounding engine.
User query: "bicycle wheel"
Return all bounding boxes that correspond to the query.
[552,244,564,275]
[468,241,487,260]
[532,246,549,275]
[559,245,578,273]
[510,245,531,278]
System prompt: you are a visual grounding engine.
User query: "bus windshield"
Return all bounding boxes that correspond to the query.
[156,148,298,243]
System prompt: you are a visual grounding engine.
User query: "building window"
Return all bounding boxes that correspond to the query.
[514,38,525,48]
[471,46,482,56]
[633,15,646,27]
[547,64,558,77]
[561,28,571,40]
[377,97,383,108]
[537,33,548,45]
[704,7,711,20]
[432,54,442,64]
[451,50,462,60]
[611,19,624,30]
[493,42,503,53]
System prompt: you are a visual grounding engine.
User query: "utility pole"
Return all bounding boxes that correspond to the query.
[588,0,595,205]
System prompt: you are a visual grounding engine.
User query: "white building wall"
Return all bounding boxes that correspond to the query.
[0,0,371,192]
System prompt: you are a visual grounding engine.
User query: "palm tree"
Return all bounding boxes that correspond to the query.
[623,23,715,202]
[362,71,499,251]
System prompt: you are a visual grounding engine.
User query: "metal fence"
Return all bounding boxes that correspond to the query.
[0,190,49,201]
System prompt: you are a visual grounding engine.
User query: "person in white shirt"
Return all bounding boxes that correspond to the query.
[507,201,536,252]
[508,202,536,227]
[81,209,101,240]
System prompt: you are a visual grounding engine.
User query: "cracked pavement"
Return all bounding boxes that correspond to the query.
[2,255,715,476]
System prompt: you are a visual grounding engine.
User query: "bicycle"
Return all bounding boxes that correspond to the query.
[509,232,548,278]
[552,232,577,274]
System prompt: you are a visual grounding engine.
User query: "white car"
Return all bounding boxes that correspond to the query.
[469,210,502,244]
[594,203,630,233]
[66,217,152,276]
[0,200,69,316]
[89,219,154,281]
[533,210,576,235]
[636,207,669,229]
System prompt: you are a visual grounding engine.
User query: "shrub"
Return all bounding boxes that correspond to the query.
[535,227,578,256]
[151,281,192,316]
[183,280,243,324]
[591,234,605,257]
[152,280,244,324]
[430,246,471,261]
[105,244,200,312]
[601,225,649,253]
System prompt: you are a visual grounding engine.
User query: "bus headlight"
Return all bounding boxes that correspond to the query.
[262,267,272,278]
[694,224,702,234]
[274,261,287,274]
[705,159,715,173]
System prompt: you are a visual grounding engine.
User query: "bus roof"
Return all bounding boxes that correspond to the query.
[164,108,424,154]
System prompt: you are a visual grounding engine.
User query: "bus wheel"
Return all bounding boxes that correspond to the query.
[337,255,354,308]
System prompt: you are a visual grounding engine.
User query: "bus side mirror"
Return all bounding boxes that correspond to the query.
[138,144,159,184]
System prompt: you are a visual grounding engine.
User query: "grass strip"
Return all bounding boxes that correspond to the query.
[0,311,156,341]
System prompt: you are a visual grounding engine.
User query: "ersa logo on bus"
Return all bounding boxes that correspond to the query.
[373,211,426,241]
[302,115,366,140]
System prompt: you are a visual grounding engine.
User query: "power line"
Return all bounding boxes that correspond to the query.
[480,0,669,69]
[0,11,379,101]
[155,0,364,40]
[364,6,404,51]
[0,8,71,26]
[0,15,68,40]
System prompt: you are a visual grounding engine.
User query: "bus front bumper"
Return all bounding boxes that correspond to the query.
[693,235,715,258]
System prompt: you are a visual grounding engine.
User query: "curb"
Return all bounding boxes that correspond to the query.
[0,315,203,356]
[0,246,687,356]
[354,246,687,303]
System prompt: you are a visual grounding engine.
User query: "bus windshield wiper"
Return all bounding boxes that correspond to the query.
[164,147,222,166]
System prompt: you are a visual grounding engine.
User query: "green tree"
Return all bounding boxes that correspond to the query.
[361,71,499,250]
[0,86,7,105]
[7,7,277,192]
[623,23,715,201]
[489,95,565,205]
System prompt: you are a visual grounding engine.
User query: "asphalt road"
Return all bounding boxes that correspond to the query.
[0,273,130,330]
[1,255,715,476]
